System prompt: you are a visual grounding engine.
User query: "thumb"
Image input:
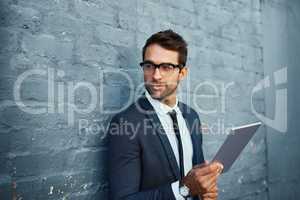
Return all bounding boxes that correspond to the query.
[193,160,209,169]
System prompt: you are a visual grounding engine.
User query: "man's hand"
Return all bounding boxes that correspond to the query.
[181,161,223,197]
[199,183,218,200]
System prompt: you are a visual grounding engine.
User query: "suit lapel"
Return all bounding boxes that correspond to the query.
[178,102,201,166]
[137,95,181,179]
[137,94,203,178]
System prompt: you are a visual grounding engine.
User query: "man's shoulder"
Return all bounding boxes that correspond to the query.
[110,96,148,123]
[178,101,199,119]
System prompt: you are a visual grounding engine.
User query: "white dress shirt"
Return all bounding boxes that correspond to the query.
[145,91,193,200]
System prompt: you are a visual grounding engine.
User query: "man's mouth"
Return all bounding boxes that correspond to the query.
[149,83,165,91]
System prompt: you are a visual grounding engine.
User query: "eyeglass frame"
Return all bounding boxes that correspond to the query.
[139,60,185,75]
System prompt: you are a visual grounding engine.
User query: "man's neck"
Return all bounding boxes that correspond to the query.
[145,90,178,108]
[160,97,176,107]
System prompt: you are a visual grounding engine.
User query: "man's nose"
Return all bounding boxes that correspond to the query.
[153,67,162,80]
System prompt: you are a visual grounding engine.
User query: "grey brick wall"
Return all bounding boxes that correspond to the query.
[263,0,300,199]
[0,0,297,200]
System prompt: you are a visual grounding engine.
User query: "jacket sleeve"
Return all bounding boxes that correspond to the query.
[196,113,205,164]
[107,115,176,200]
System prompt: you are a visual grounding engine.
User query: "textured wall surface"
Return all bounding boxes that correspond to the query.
[0,0,297,200]
[263,0,300,199]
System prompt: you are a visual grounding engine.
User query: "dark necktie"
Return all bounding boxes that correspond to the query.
[168,110,185,181]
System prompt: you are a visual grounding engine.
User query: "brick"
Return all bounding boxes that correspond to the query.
[21,33,73,61]
[240,20,262,36]
[137,1,168,20]
[240,9,262,24]
[0,104,69,130]
[95,24,135,47]
[75,40,137,68]
[111,0,137,13]
[164,0,195,12]
[57,61,101,83]
[251,0,261,11]
[29,128,80,153]
[8,148,106,177]
[0,75,16,101]
[118,11,137,31]
[204,35,242,55]
[3,128,34,154]
[101,84,133,110]
[42,12,83,39]
[0,4,41,32]
[6,170,106,199]
[221,0,245,13]
[16,0,70,13]
[18,78,49,103]
[74,0,116,26]
[103,69,133,86]
[137,16,154,34]
[167,7,197,28]
[71,148,106,171]
[0,27,19,54]
[221,22,242,41]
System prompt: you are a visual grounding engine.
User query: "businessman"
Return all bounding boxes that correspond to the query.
[108,30,223,200]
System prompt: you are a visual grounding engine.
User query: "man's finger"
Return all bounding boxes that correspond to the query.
[203,193,218,198]
[201,195,217,200]
[201,173,218,191]
[193,161,209,169]
[207,182,218,193]
[202,192,218,198]
[194,163,220,176]
[202,188,218,199]
[211,161,224,174]
[194,172,218,193]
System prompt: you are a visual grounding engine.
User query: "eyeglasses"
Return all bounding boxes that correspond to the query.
[139,61,184,75]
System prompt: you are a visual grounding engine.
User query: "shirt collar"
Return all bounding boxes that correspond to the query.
[145,90,181,115]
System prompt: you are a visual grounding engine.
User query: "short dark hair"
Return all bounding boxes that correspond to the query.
[142,29,188,66]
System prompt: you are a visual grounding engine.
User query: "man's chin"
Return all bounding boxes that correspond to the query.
[149,92,163,100]
[148,90,164,100]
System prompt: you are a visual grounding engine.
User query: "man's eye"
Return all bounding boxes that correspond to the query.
[160,64,173,70]
[143,63,154,68]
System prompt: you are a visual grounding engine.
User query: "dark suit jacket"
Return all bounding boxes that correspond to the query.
[108,93,205,200]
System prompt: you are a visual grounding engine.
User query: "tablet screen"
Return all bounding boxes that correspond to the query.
[212,122,262,173]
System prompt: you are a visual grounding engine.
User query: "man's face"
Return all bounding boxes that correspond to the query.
[143,44,187,101]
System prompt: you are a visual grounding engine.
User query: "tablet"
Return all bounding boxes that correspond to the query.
[212,122,262,173]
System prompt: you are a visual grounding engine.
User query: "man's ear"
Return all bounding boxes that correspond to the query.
[179,67,188,81]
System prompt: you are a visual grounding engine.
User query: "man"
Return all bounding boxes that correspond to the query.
[108,30,223,200]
